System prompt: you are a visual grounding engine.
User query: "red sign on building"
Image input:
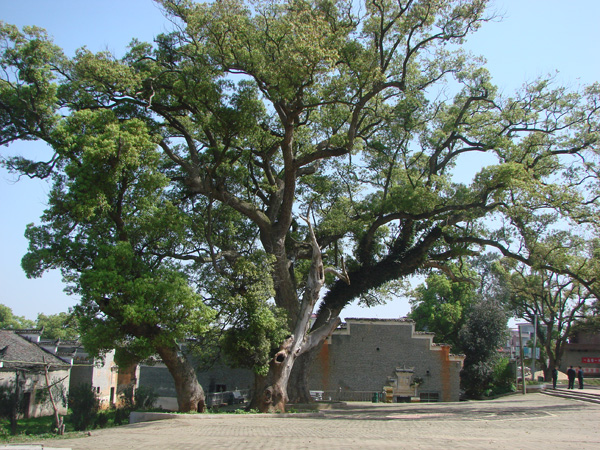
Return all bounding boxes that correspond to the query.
[581,357,600,364]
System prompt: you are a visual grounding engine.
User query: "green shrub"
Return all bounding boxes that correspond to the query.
[489,358,515,394]
[94,411,109,428]
[113,407,127,425]
[68,384,99,431]
[134,386,158,411]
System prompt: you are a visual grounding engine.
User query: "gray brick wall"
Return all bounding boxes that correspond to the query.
[139,365,177,397]
[137,319,464,404]
[138,361,254,398]
[308,319,463,402]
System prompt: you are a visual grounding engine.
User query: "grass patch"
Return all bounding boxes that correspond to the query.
[1,415,74,438]
[0,408,132,443]
[0,415,84,443]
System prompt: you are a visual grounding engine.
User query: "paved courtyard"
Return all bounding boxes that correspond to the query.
[27,392,600,449]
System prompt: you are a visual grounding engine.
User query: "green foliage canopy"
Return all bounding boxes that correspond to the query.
[409,271,476,350]
[36,312,79,341]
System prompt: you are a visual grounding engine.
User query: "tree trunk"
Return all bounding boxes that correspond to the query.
[43,361,65,435]
[156,344,205,412]
[251,213,344,412]
[287,351,314,404]
[249,338,294,413]
[250,313,341,412]
[288,302,346,404]
[10,370,23,435]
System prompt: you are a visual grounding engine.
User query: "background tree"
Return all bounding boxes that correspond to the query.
[408,256,510,397]
[502,260,595,378]
[492,187,600,379]
[36,312,79,341]
[3,0,600,411]
[571,299,600,334]
[409,271,476,351]
[458,298,509,398]
[0,304,35,329]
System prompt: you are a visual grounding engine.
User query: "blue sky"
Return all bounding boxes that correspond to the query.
[1,0,599,321]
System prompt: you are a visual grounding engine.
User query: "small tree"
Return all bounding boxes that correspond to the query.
[459,299,508,398]
[134,386,158,411]
[409,271,477,351]
[409,256,510,398]
[39,361,68,435]
[0,379,22,435]
[68,384,99,431]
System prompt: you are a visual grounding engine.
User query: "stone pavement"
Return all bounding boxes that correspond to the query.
[21,391,600,450]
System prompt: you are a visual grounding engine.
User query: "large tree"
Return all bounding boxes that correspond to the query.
[2,0,600,411]
[500,232,599,378]
[17,106,217,412]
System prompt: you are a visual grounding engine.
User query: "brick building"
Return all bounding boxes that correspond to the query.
[563,330,600,376]
[37,334,122,409]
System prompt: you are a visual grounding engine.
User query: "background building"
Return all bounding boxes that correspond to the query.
[563,330,600,376]
[0,329,71,418]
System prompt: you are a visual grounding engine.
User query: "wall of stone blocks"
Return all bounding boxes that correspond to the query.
[139,361,254,399]
[137,319,464,406]
[308,319,463,402]
[139,365,177,398]
[197,363,254,393]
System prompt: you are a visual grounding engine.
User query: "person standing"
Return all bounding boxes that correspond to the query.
[577,366,584,389]
[567,366,576,389]
[552,366,558,389]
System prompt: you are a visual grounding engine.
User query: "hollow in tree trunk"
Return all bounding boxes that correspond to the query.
[249,338,294,413]
[250,314,341,412]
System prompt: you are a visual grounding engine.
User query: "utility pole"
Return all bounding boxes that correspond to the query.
[530,314,537,381]
[518,325,527,395]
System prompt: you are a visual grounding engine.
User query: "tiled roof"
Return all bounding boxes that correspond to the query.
[14,328,44,335]
[0,330,70,370]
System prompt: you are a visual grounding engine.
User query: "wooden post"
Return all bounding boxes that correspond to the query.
[43,357,65,435]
